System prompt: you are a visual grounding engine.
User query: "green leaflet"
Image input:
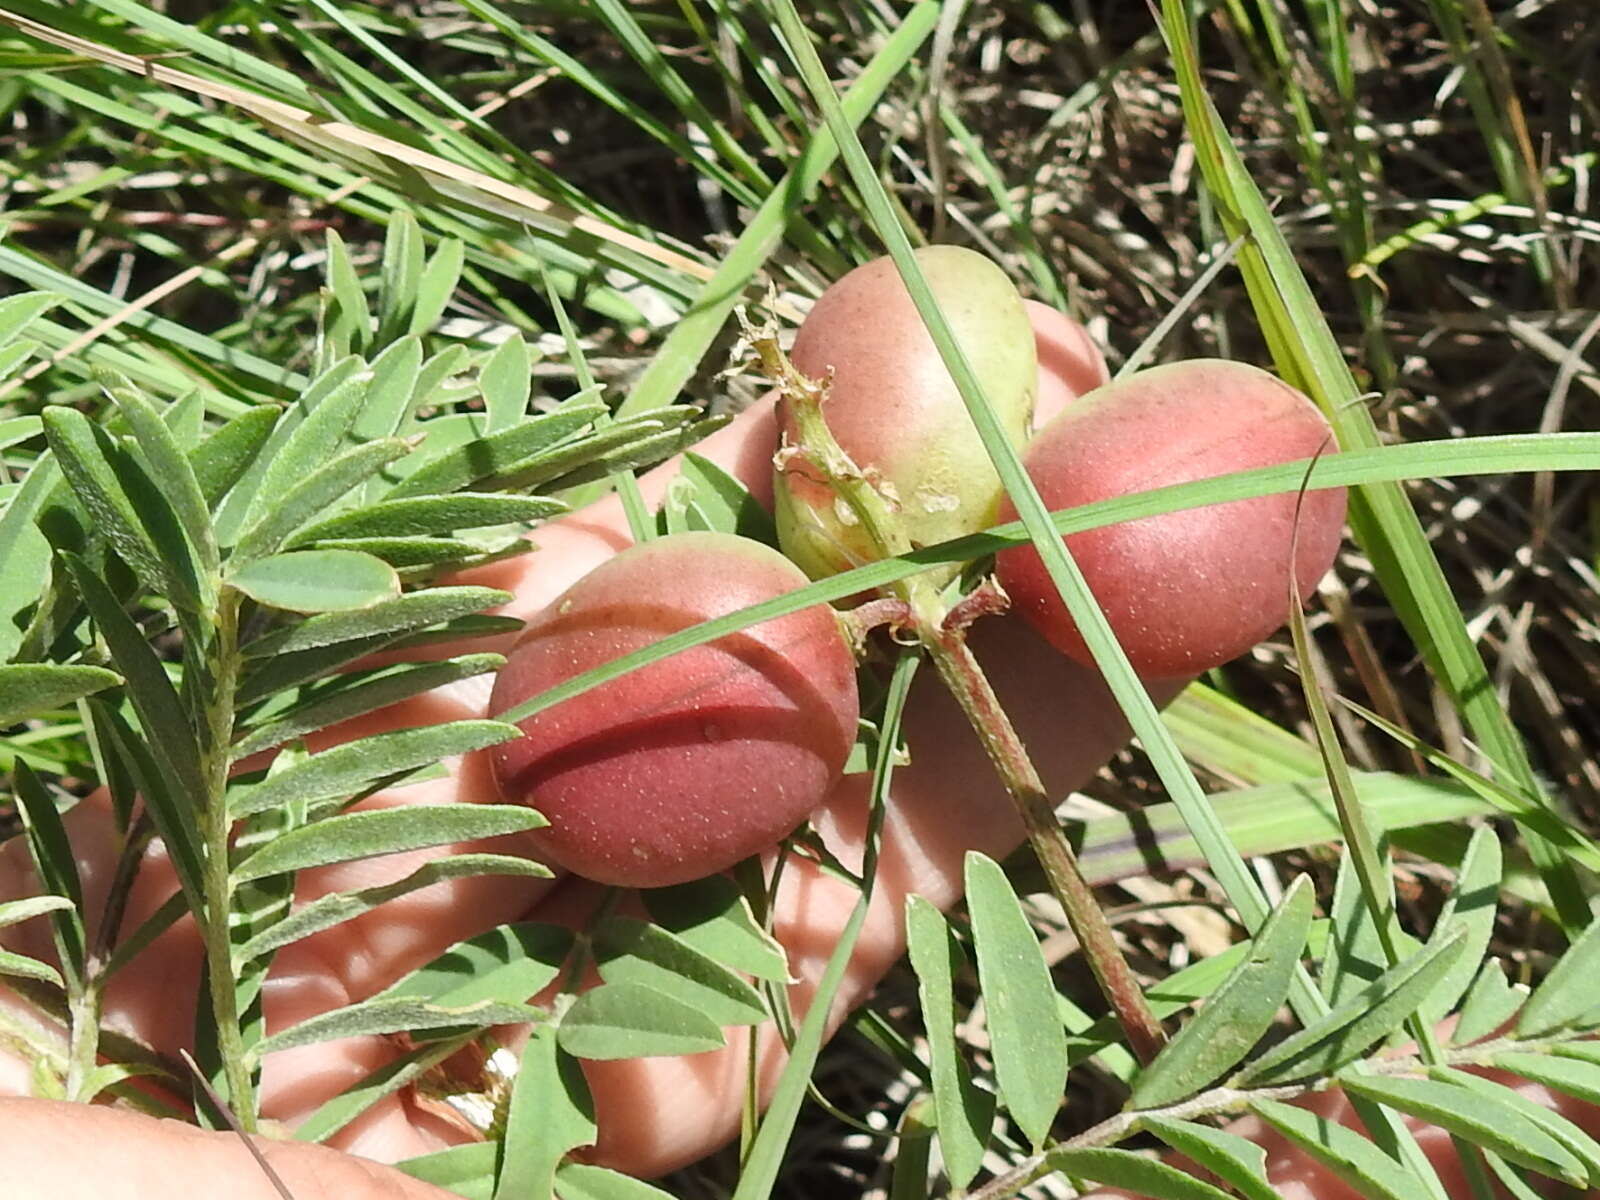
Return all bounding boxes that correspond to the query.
[250,995,541,1061]
[964,851,1069,1149]
[227,549,400,613]
[230,801,541,883]
[591,915,767,1027]
[905,896,993,1189]
[1516,913,1600,1037]
[1141,1118,1278,1200]
[556,981,725,1060]
[494,1023,596,1200]
[232,653,503,760]
[1250,1098,1431,1200]
[1451,959,1525,1045]
[1132,875,1313,1108]
[0,664,120,726]
[1236,927,1467,1085]
[1339,1074,1586,1187]
[638,875,788,983]
[227,719,518,818]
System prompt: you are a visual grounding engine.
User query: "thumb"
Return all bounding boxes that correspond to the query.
[0,1099,455,1200]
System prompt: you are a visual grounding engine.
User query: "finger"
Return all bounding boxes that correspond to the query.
[0,1098,456,1200]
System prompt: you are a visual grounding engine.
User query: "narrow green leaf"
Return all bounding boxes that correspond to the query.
[557,981,725,1060]
[592,916,766,1027]
[251,995,540,1060]
[1251,1097,1431,1200]
[232,802,543,882]
[1320,840,1402,1007]
[728,650,919,1200]
[239,366,373,535]
[351,336,424,447]
[236,854,549,962]
[1420,826,1502,1027]
[536,416,723,492]
[290,494,565,544]
[238,615,518,706]
[410,240,464,337]
[228,549,399,613]
[1451,959,1525,1045]
[44,407,199,610]
[1237,928,1467,1084]
[241,586,510,659]
[1142,1117,1278,1200]
[1429,1066,1600,1187]
[661,452,777,543]
[1340,1074,1586,1186]
[1135,876,1314,1108]
[229,720,518,818]
[555,1164,675,1200]
[323,229,370,362]
[0,949,62,987]
[905,896,992,1188]
[1155,0,1585,931]
[232,653,503,760]
[481,334,531,433]
[0,457,57,662]
[160,389,205,448]
[301,536,482,569]
[188,405,281,508]
[1494,1051,1600,1108]
[385,404,605,498]
[231,438,410,561]
[100,372,217,578]
[0,664,120,726]
[1038,1148,1233,1200]
[1516,915,1600,1037]
[495,1023,595,1200]
[0,895,75,930]
[294,1033,475,1145]
[12,763,84,980]
[0,292,58,347]
[376,212,424,347]
[396,1144,495,1200]
[94,706,205,913]
[379,923,574,1010]
[965,851,1069,1148]
[0,416,42,452]
[60,553,206,804]
[639,876,788,982]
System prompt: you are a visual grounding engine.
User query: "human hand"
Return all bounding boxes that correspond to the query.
[0,302,1150,1194]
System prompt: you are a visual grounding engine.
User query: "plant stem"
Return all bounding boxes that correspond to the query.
[197,592,255,1129]
[905,575,1166,1067]
[766,324,1166,1065]
[62,978,101,1101]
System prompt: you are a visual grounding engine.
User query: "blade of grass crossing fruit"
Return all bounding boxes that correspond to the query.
[730,651,918,1200]
[492,433,1600,723]
[1155,0,1585,931]
[769,0,1325,1024]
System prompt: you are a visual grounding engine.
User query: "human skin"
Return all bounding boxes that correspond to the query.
[0,305,1574,1198]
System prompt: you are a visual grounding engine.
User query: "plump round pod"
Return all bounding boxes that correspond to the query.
[995,360,1347,680]
[774,245,1037,579]
[488,531,860,888]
